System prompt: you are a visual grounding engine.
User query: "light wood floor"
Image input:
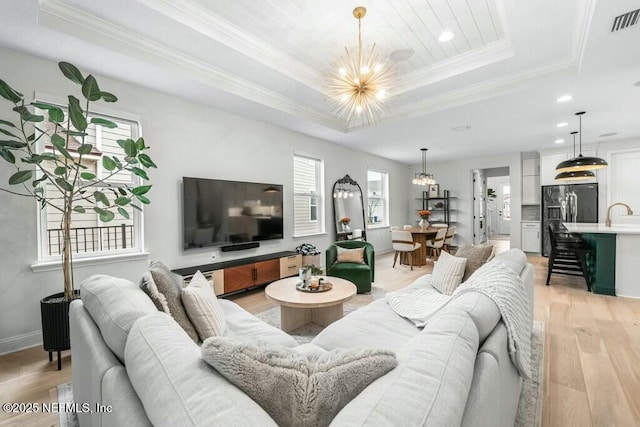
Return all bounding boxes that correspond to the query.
[1,251,640,426]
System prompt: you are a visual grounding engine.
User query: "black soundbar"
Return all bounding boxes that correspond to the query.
[220,241,260,252]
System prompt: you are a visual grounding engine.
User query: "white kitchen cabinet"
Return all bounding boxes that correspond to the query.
[522,158,540,176]
[521,222,540,253]
[522,175,540,204]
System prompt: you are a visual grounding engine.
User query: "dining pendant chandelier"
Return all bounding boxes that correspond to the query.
[555,131,596,181]
[325,6,393,127]
[555,111,608,174]
[412,148,437,186]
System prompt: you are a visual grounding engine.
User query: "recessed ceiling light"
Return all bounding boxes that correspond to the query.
[451,125,471,132]
[599,132,618,137]
[556,94,573,103]
[555,139,565,144]
[438,31,455,42]
[556,122,568,128]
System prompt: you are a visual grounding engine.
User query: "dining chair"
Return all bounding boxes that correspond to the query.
[546,223,593,290]
[443,226,456,253]
[403,225,412,230]
[390,226,400,231]
[391,230,421,270]
[350,228,364,241]
[426,227,448,260]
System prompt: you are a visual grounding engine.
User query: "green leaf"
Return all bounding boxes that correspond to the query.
[0,128,18,138]
[93,191,109,205]
[78,144,93,155]
[0,140,26,149]
[102,156,116,171]
[61,129,88,137]
[80,172,96,180]
[117,207,130,219]
[93,207,107,215]
[32,176,48,186]
[0,118,17,128]
[136,137,145,150]
[9,170,33,185]
[58,62,84,85]
[67,95,87,132]
[50,133,65,150]
[131,185,152,196]
[0,148,15,164]
[37,153,58,161]
[54,166,67,175]
[0,79,22,103]
[31,101,58,110]
[124,139,137,157]
[138,153,157,168]
[55,177,74,192]
[22,113,44,123]
[131,204,143,212]
[100,210,115,222]
[136,194,150,204]
[114,196,130,206]
[81,75,101,101]
[118,188,127,196]
[73,206,86,213]
[48,108,65,124]
[116,139,126,149]
[112,156,122,168]
[124,156,138,164]
[130,167,148,180]
[100,91,118,103]
[90,117,117,128]
[34,186,44,195]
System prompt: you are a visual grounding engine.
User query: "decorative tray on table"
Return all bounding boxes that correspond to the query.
[296,281,333,293]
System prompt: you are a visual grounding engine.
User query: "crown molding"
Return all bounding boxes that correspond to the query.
[364,58,577,130]
[135,0,325,92]
[397,39,514,95]
[37,0,344,131]
[571,0,597,72]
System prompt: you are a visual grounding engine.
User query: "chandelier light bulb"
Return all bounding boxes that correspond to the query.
[353,77,360,85]
[355,105,363,114]
[340,94,349,102]
[374,63,383,73]
[339,67,347,76]
[376,90,385,100]
[360,65,370,74]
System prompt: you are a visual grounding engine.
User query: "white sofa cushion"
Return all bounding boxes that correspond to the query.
[182,271,226,340]
[125,311,277,427]
[202,337,397,427]
[221,302,299,348]
[330,310,480,426]
[492,248,528,275]
[80,274,157,362]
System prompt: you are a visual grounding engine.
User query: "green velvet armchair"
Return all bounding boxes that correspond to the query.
[326,241,374,293]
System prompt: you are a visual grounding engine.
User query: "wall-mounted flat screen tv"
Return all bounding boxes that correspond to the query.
[183,177,283,250]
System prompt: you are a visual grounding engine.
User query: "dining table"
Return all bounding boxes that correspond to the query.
[400,226,440,267]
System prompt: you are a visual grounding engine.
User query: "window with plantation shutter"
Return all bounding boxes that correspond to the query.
[293,154,324,236]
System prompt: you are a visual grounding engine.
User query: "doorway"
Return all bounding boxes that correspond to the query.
[475,167,511,252]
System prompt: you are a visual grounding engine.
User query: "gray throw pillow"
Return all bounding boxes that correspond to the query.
[454,244,494,281]
[431,251,467,295]
[201,337,397,427]
[140,261,199,342]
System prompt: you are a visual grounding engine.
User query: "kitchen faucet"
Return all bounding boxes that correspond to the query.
[605,202,634,227]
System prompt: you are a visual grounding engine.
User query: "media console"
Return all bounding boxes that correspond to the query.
[172,251,302,296]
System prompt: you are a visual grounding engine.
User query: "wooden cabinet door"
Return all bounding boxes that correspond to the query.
[255,259,281,285]
[224,264,254,293]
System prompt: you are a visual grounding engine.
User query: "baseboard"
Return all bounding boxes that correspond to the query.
[0,331,42,355]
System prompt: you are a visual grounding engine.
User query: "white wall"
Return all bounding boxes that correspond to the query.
[0,47,409,353]
[410,152,522,248]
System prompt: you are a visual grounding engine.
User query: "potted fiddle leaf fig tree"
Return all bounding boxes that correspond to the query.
[0,62,156,368]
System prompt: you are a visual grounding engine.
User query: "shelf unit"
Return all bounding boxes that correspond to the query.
[419,189,455,225]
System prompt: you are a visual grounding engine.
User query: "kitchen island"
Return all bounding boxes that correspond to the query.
[564,222,640,298]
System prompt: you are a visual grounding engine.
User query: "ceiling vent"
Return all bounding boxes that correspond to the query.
[611,8,639,32]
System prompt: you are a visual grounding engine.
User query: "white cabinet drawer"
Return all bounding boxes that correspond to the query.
[522,222,540,230]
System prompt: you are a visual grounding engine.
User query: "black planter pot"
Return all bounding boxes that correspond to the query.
[40,290,80,370]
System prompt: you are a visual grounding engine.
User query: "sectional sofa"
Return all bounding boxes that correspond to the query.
[69,248,533,426]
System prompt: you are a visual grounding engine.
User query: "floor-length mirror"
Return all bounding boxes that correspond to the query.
[332,175,367,241]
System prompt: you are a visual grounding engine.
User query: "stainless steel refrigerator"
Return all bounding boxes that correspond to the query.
[541,183,598,256]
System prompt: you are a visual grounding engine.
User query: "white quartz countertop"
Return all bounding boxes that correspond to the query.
[563,222,640,235]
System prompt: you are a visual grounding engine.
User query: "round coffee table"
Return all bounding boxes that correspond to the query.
[265,276,357,332]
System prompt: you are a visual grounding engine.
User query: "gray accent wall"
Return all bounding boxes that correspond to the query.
[0,47,409,354]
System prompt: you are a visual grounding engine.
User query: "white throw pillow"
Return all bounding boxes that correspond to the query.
[181,271,226,340]
[431,251,467,295]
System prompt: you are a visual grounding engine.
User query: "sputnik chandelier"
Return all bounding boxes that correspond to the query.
[325,6,393,127]
[412,148,437,186]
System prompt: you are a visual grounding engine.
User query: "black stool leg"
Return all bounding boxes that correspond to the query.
[546,254,555,286]
[57,351,61,371]
[48,351,52,362]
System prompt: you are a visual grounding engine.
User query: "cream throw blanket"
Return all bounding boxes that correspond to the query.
[386,260,532,378]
